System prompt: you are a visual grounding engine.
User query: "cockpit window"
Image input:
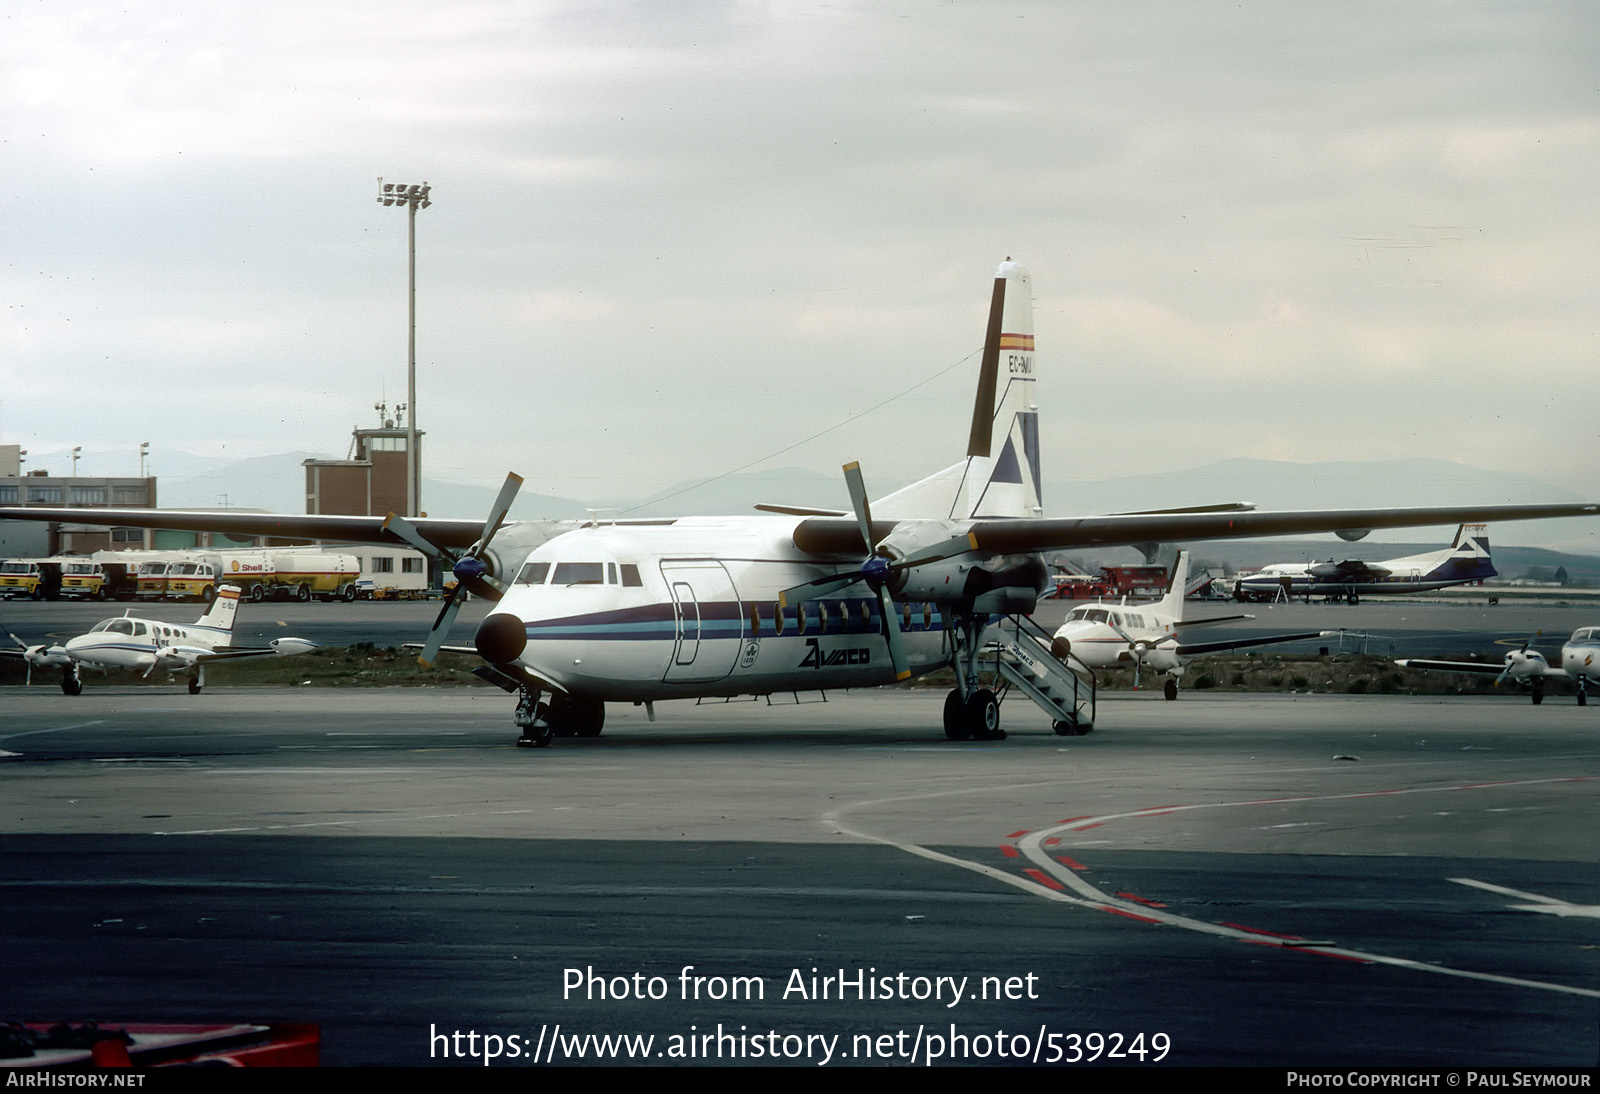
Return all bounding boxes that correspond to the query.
[516,562,550,585]
[620,564,642,587]
[553,562,605,585]
[106,620,132,635]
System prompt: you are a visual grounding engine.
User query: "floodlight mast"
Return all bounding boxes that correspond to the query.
[376,177,432,517]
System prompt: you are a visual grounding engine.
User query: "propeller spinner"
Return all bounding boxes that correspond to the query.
[385,472,524,667]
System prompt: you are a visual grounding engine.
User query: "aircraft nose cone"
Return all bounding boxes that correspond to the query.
[475,612,527,664]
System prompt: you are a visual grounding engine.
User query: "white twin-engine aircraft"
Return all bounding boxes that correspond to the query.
[1396,627,1600,706]
[2,585,317,695]
[3,261,1597,743]
[1049,551,1336,701]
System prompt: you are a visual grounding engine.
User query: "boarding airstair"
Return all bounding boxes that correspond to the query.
[991,614,1096,735]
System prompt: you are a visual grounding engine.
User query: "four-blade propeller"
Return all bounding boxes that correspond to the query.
[777,462,969,682]
[386,472,524,667]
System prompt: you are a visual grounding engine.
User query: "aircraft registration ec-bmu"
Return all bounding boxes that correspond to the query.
[5,262,1596,746]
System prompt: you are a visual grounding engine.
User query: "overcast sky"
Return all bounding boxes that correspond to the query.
[4,1,1597,518]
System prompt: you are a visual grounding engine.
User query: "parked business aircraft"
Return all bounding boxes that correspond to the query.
[3,261,1597,742]
[1,585,317,694]
[1234,524,1495,604]
[1049,552,1334,700]
[1396,627,1600,706]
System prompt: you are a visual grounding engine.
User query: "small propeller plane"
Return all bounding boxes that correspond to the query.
[1048,551,1335,700]
[1396,627,1600,706]
[1234,523,1496,604]
[3,260,1597,743]
[1,585,317,695]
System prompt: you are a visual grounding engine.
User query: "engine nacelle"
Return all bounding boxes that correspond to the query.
[888,551,1049,611]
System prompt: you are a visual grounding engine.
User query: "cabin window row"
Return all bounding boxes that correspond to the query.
[748,599,942,637]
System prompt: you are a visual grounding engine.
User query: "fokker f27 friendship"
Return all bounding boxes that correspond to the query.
[1234,523,1497,604]
[5,262,1597,745]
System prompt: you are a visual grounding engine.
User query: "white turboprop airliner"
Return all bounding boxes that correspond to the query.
[1234,523,1496,604]
[2,585,317,694]
[1049,552,1335,700]
[1396,627,1600,706]
[3,261,1597,742]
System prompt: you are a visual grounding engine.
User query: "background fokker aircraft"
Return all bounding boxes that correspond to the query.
[3,262,1597,743]
[1397,627,1600,706]
[1049,552,1333,700]
[1,585,317,694]
[1235,523,1495,604]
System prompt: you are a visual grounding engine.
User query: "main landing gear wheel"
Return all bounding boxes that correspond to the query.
[61,672,83,696]
[943,690,969,740]
[1163,678,1179,701]
[548,694,605,738]
[943,688,1005,740]
[1578,688,1588,707]
[965,689,1004,741]
[1531,681,1544,705]
[188,677,202,695]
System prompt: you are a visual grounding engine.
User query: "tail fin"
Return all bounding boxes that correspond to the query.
[195,584,241,633]
[1156,552,1191,622]
[1435,523,1495,582]
[872,260,1041,520]
[1452,523,1490,555]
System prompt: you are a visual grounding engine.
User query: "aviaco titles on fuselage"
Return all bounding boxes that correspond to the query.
[3,259,1598,747]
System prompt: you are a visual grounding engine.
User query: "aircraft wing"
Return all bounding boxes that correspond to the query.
[963,503,1600,553]
[194,646,301,663]
[792,502,1598,556]
[1172,614,1252,628]
[1394,658,1569,679]
[1311,560,1389,580]
[1175,630,1333,657]
[0,507,492,552]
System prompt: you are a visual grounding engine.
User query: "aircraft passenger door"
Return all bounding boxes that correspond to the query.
[670,581,701,665]
[660,560,741,683]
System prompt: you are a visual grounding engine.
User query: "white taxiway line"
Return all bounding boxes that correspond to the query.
[0,719,107,742]
[827,774,1600,1000]
[1450,877,1600,919]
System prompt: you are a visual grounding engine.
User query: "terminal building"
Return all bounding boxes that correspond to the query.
[0,444,159,556]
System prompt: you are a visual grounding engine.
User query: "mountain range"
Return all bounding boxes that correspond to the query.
[143,453,1597,556]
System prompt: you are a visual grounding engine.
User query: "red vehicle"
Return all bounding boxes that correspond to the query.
[1101,564,1169,597]
[1048,573,1112,599]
